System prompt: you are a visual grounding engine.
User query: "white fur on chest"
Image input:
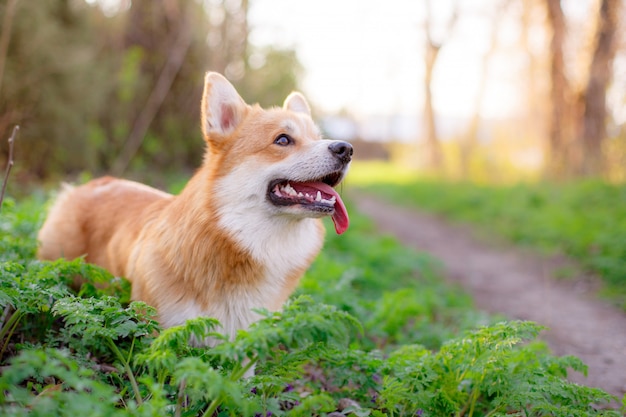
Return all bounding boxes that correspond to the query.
[214,162,325,282]
[159,163,324,337]
[159,292,265,342]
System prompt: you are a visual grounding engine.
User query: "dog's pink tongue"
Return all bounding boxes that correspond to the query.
[302,182,349,234]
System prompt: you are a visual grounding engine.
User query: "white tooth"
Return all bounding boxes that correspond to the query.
[298,192,303,197]
[285,183,297,196]
[329,196,336,204]
[316,191,322,202]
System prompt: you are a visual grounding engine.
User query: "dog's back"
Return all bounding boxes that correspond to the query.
[38,176,171,276]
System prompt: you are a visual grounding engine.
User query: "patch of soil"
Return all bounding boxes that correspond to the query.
[352,192,626,400]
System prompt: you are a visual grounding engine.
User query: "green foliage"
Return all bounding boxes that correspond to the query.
[0,1,114,178]
[0,348,124,417]
[0,197,45,261]
[356,176,626,308]
[1,1,303,182]
[379,322,615,417]
[0,197,621,415]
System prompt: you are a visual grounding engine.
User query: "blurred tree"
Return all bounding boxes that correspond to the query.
[0,0,302,180]
[579,0,621,176]
[544,0,622,178]
[544,0,575,178]
[109,0,300,176]
[421,0,458,172]
[0,0,113,178]
[110,0,199,175]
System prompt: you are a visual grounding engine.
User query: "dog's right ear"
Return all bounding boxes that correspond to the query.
[201,72,247,140]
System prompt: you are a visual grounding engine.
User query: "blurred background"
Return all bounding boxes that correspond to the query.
[0,0,624,184]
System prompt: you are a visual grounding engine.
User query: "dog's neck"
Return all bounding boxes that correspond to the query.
[212,165,326,283]
[214,180,325,306]
[153,170,324,330]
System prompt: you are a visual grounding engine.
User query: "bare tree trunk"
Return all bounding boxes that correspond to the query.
[544,0,572,178]
[423,40,442,170]
[580,0,620,176]
[421,0,457,172]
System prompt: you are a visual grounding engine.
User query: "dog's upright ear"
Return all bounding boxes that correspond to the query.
[201,72,248,141]
[283,92,311,116]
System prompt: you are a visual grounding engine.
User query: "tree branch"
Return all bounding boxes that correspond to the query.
[0,125,19,213]
[111,20,193,176]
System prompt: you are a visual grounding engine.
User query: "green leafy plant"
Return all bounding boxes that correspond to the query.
[0,196,622,416]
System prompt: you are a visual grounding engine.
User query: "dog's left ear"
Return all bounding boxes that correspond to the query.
[201,72,248,140]
[283,92,311,115]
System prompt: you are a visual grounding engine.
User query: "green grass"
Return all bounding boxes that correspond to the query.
[0,193,623,415]
[349,161,626,308]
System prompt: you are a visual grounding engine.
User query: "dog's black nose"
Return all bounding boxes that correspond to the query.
[328,141,353,163]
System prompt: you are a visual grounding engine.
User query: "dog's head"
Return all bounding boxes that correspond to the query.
[200,72,352,234]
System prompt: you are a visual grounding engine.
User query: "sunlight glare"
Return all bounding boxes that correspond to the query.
[249,0,524,121]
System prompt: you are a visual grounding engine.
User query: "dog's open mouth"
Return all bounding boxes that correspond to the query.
[268,172,349,234]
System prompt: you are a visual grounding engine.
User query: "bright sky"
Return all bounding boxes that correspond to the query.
[248,0,524,119]
[90,0,623,126]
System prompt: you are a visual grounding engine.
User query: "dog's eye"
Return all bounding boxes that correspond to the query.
[274,134,293,146]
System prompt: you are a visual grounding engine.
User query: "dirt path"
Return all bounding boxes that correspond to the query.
[352,192,626,400]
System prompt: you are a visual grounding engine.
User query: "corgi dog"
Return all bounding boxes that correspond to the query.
[37,72,352,338]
